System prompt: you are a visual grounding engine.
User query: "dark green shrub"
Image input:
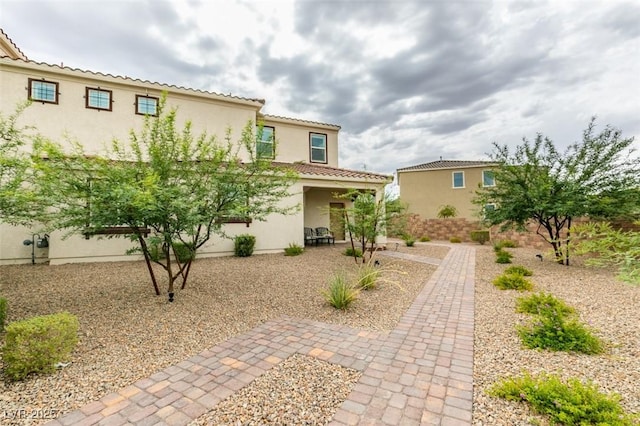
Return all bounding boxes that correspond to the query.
[419,236,431,242]
[437,204,457,218]
[489,373,636,425]
[0,297,7,331]
[404,237,415,247]
[517,309,603,354]
[284,243,304,256]
[493,273,533,291]
[2,312,79,381]
[322,273,359,310]
[516,292,574,316]
[357,264,379,290]
[234,234,256,257]
[495,249,513,264]
[470,230,490,245]
[343,247,363,258]
[148,244,163,262]
[504,265,533,276]
[449,236,462,243]
[172,242,195,263]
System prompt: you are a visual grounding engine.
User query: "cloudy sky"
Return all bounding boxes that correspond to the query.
[2,0,639,176]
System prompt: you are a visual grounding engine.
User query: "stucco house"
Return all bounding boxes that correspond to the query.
[0,29,390,265]
[397,160,496,220]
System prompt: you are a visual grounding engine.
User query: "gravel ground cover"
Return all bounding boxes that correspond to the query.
[0,243,440,425]
[473,245,640,425]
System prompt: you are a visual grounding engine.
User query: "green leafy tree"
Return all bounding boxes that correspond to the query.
[475,118,639,265]
[33,97,298,300]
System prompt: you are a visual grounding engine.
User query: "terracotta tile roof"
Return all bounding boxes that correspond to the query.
[0,56,265,106]
[277,162,391,182]
[0,28,27,60]
[262,114,341,130]
[397,159,496,172]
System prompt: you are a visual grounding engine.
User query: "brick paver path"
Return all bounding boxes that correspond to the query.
[46,244,475,426]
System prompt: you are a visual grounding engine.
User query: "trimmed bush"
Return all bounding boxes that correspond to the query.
[489,373,636,425]
[404,237,415,247]
[493,273,533,291]
[234,234,256,257]
[2,312,79,381]
[322,273,359,310]
[284,243,304,256]
[504,265,533,276]
[172,242,195,263]
[357,264,379,290]
[470,230,490,245]
[343,247,363,258]
[0,297,7,331]
[495,249,513,264]
[516,292,574,316]
[449,236,462,243]
[419,236,431,242]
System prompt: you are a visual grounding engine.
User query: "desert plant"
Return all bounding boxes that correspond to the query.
[504,265,533,276]
[516,292,574,316]
[419,236,431,242]
[343,247,363,258]
[284,243,304,256]
[449,236,462,243]
[404,236,415,247]
[495,250,513,264]
[489,373,636,425]
[492,273,533,291]
[470,230,490,245]
[172,242,195,263]
[234,234,256,257]
[322,273,359,310]
[0,297,7,331]
[357,263,380,290]
[2,312,79,380]
[437,204,457,218]
[517,308,603,354]
[499,239,518,248]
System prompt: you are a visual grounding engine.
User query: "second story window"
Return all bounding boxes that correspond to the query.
[86,87,112,111]
[256,125,275,159]
[452,171,465,188]
[136,95,158,116]
[28,78,58,104]
[483,170,495,187]
[310,133,327,163]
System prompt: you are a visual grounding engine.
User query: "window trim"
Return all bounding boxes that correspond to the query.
[256,125,275,159]
[452,171,465,188]
[85,87,113,111]
[309,132,328,164]
[28,78,59,104]
[135,95,159,116]
[482,170,495,187]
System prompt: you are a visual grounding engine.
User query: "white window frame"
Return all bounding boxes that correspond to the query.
[452,171,465,188]
[310,133,327,163]
[28,78,58,104]
[482,170,495,187]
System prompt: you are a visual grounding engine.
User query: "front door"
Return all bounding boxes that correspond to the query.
[329,202,345,240]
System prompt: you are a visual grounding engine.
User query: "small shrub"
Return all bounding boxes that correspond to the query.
[2,312,79,381]
[419,236,431,242]
[0,297,7,331]
[357,264,379,290]
[172,242,195,263]
[470,230,490,245]
[516,292,575,316]
[489,373,636,425]
[499,239,518,248]
[517,310,603,354]
[504,265,533,276]
[322,273,359,310]
[234,234,256,257]
[343,247,363,258]
[404,237,415,247]
[437,204,457,218]
[284,243,304,256]
[148,244,164,262]
[493,273,533,291]
[495,250,513,264]
[449,236,462,243]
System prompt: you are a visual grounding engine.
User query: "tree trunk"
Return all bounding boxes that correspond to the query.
[566,216,572,267]
[138,235,160,295]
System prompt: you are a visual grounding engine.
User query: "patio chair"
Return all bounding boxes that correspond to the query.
[315,227,335,245]
[304,227,320,246]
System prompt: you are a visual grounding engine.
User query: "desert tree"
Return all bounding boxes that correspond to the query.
[33,97,298,300]
[475,118,639,265]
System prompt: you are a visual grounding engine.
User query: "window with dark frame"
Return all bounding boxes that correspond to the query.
[85,87,112,111]
[28,78,59,104]
[135,95,159,116]
[256,125,275,159]
[310,132,327,163]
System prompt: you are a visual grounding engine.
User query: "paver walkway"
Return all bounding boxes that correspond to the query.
[46,244,475,426]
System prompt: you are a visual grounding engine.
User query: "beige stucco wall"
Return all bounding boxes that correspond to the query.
[399,166,493,219]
